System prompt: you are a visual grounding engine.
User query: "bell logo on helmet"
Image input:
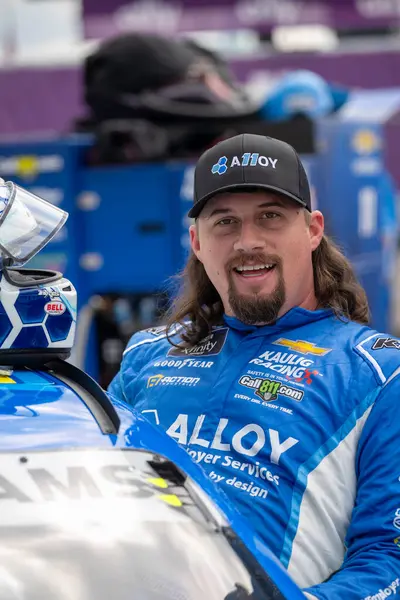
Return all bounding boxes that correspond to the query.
[45,301,66,316]
[211,153,278,175]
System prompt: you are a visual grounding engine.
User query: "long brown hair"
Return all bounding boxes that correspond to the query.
[164,233,370,348]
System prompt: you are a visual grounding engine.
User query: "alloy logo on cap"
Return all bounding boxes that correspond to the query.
[211,153,278,175]
[211,156,229,175]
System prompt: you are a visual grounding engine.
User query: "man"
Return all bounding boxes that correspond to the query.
[109,134,400,600]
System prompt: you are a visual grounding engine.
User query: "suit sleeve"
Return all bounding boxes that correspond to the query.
[304,378,400,599]
[107,368,127,404]
[107,332,148,407]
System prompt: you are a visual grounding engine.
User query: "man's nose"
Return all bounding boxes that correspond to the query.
[233,221,266,253]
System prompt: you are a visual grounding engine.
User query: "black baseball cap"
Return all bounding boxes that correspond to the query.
[188,133,311,218]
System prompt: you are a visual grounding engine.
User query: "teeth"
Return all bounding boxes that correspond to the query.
[236,264,274,272]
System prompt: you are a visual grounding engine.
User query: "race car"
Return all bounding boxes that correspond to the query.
[0,179,306,599]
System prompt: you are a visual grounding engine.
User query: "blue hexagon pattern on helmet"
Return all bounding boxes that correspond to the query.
[46,309,73,342]
[12,326,48,348]
[0,310,12,346]
[14,290,48,324]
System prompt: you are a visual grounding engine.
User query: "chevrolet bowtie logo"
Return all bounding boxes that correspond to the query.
[273,338,331,356]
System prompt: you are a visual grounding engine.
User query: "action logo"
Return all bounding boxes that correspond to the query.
[147,374,200,388]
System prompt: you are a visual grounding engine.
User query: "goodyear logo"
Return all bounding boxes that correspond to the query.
[351,130,381,155]
[273,338,331,356]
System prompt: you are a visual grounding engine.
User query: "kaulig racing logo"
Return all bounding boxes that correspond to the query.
[239,375,304,403]
[250,349,314,379]
[212,154,278,175]
[372,337,400,350]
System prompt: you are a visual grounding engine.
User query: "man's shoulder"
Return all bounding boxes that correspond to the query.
[121,324,182,360]
[352,328,400,386]
[306,317,400,387]
[121,323,230,362]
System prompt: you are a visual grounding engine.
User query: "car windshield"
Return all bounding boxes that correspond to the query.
[0,448,290,599]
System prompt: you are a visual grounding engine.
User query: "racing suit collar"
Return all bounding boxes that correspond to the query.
[223,307,335,336]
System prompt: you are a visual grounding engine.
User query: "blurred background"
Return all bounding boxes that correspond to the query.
[2,0,400,386]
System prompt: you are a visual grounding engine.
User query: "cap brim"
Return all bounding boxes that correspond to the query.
[188,183,309,219]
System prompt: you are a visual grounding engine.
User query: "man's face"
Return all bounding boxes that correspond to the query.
[189,190,324,324]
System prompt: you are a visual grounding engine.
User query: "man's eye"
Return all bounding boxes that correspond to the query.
[261,212,280,220]
[216,218,236,226]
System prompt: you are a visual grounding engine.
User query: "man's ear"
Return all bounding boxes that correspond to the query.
[309,211,324,251]
[189,223,201,259]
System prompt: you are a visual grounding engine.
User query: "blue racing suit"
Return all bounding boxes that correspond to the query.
[109,307,400,600]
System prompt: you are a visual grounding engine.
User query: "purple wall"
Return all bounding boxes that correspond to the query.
[0,68,83,138]
[1,48,400,138]
[385,111,400,190]
[82,0,400,37]
[231,51,400,91]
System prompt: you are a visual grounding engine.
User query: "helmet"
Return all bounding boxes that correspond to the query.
[0,180,76,365]
[261,69,334,121]
[83,33,256,124]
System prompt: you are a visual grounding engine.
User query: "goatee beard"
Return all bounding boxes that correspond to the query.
[227,260,286,325]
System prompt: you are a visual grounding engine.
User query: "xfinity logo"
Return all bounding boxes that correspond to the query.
[211,154,278,175]
[168,328,228,357]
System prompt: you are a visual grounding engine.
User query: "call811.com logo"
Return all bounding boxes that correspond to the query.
[239,375,304,402]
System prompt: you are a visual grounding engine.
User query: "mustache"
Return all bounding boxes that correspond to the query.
[226,253,282,271]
